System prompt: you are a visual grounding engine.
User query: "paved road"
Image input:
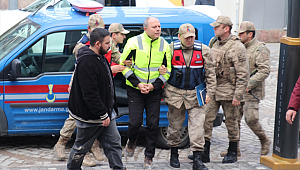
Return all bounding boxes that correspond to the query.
[0,43,291,170]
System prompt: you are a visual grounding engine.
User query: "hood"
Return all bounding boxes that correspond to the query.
[77,45,99,61]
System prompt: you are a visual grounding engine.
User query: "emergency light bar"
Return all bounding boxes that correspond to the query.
[68,0,104,12]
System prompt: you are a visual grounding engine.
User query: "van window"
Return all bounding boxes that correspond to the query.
[0,18,40,61]
[18,30,86,77]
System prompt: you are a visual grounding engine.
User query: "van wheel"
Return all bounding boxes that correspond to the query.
[156,127,190,149]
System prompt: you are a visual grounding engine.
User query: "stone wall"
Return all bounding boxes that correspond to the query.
[0,0,9,9]
[256,29,287,43]
[18,0,36,9]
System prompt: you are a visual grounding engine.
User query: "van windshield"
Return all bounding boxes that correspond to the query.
[0,18,40,60]
[21,0,53,12]
[21,0,70,12]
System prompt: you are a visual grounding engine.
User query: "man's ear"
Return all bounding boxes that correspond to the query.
[178,34,181,40]
[224,25,230,33]
[112,32,116,38]
[95,41,101,49]
[87,26,92,33]
[248,32,253,38]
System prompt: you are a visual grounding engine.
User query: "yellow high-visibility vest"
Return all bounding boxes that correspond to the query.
[120,32,171,90]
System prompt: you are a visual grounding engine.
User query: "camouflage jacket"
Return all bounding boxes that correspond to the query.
[163,42,216,109]
[210,34,249,101]
[110,39,121,64]
[243,38,270,101]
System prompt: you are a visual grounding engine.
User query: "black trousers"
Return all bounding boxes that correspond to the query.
[126,85,162,158]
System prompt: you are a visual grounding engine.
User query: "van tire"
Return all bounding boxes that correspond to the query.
[156,127,190,149]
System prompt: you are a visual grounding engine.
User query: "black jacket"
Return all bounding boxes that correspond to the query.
[68,46,118,123]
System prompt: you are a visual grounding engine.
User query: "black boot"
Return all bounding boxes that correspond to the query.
[202,140,210,163]
[170,147,180,168]
[188,140,210,162]
[222,141,238,163]
[193,151,208,170]
[188,154,193,160]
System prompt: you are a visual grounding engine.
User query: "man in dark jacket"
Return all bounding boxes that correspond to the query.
[67,28,126,170]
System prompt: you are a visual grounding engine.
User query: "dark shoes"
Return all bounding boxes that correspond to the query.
[144,156,155,170]
[170,147,180,168]
[125,139,136,157]
[222,142,238,163]
[188,140,210,163]
[193,151,208,170]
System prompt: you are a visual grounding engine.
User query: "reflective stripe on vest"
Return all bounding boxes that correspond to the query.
[137,35,165,52]
[168,40,205,90]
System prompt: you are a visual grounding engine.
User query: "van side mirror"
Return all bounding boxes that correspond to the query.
[9,59,21,80]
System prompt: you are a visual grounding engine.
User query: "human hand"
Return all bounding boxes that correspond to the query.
[123,58,132,67]
[138,83,148,94]
[286,109,297,125]
[232,99,240,106]
[68,86,71,93]
[159,65,167,75]
[102,117,111,127]
[205,95,211,104]
[246,87,249,93]
[145,84,154,91]
[111,65,126,73]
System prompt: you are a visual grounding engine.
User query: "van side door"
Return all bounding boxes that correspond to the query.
[3,30,85,136]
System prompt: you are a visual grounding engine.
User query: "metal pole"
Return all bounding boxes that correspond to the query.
[261,0,300,168]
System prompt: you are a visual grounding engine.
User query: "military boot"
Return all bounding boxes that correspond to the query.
[82,153,96,167]
[188,140,210,163]
[54,136,69,160]
[259,135,270,155]
[170,147,180,168]
[222,142,237,163]
[220,141,241,157]
[193,151,208,170]
[202,140,210,163]
[90,140,105,161]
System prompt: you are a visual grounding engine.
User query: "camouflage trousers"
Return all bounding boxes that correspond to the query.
[60,114,77,138]
[204,97,239,142]
[166,104,205,151]
[237,100,266,139]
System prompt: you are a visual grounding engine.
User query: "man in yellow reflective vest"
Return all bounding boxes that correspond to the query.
[120,16,171,170]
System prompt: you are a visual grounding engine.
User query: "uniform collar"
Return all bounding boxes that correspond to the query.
[218,34,233,45]
[244,37,257,48]
[181,43,194,50]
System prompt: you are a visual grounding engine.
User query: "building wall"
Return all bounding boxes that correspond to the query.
[0,0,35,10]
[243,0,287,42]
[243,0,287,29]
[184,0,287,42]
[0,0,9,9]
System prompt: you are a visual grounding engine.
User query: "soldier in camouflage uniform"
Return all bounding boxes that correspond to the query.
[163,24,216,170]
[219,21,271,157]
[201,15,249,164]
[236,21,270,155]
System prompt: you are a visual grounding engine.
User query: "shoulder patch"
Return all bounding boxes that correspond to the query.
[237,52,246,62]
